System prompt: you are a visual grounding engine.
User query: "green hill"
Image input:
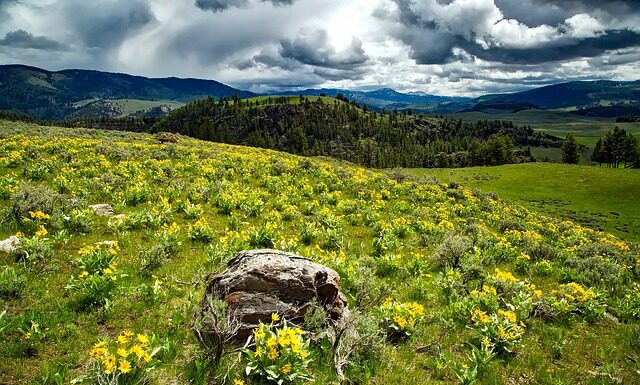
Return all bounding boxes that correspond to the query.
[1,121,639,385]
[150,95,560,168]
[473,80,640,110]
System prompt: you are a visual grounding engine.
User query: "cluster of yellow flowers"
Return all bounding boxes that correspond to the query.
[29,210,50,220]
[89,330,153,376]
[471,307,525,354]
[555,282,595,303]
[244,314,313,384]
[252,314,309,361]
[35,225,48,238]
[381,299,425,333]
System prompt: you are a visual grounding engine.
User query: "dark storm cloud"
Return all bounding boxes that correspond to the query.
[279,29,369,68]
[0,29,68,51]
[495,0,570,26]
[383,0,640,66]
[195,0,248,12]
[195,0,295,12]
[459,30,640,65]
[531,0,640,14]
[61,0,154,50]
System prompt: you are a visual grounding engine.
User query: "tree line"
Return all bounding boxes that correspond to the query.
[591,127,640,168]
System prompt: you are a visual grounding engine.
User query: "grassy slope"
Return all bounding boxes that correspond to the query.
[1,121,639,385]
[406,163,640,241]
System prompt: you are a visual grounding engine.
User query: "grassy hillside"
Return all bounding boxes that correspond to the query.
[1,121,640,385]
[406,163,640,241]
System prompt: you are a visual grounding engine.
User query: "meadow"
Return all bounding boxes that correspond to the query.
[406,163,640,242]
[453,110,640,161]
[1,120,640,385]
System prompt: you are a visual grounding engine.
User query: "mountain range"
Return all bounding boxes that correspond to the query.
[0,64,638,120]
[0,64,255,120]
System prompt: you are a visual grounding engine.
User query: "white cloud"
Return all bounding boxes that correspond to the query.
[564,13,605,38]
[0,0,638,95]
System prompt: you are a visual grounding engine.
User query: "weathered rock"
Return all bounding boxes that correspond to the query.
[95,240,117,247]
[201,249,348,339]
[90,204,115,216]
[0,236,20,254]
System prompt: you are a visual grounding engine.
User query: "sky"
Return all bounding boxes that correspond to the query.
[0,0,639,96]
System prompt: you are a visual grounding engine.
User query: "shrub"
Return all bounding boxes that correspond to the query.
[141,223,182,273]
[561,256,628,293]
[8,185,61,224]
[0,266,27,298]
[155,131,180,143]
[432,234,472,270]
[192,297,240,369]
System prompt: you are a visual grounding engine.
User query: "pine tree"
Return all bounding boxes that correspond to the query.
[561,133,580,164]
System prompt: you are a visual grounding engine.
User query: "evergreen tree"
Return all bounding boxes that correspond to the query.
[561,133,581,164]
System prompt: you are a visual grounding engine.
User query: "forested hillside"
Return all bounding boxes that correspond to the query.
[151,96,561,168]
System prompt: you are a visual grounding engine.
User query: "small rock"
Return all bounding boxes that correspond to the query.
[0,236,20,254]
[95,240,117,247]
[90,204,115,216]
[200,249,349,340]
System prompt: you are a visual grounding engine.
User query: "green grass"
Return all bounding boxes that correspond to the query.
[405,163,640,241]
[453,110,640,148]
[1,120,639,385]
[109,99,184,117]
[72,98,184,117]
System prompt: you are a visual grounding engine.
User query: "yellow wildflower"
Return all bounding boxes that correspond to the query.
[35,225,48,237]
[472,309,491,324]
[118,360,131,374]
[268,347,279,360]
[393,315,407,330]
[281,363,292,375]
[136,334,149,346]
[271,313,280,322]
[130,345,145,358]
[498,309,517,323]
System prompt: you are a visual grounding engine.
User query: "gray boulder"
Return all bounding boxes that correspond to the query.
[201,249,348,339]
[0,236,19,254]
[90,204,115,216]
